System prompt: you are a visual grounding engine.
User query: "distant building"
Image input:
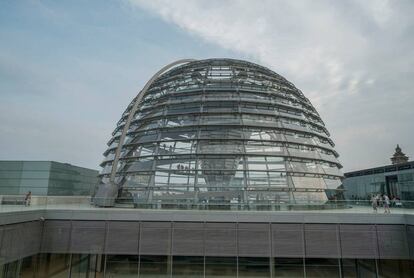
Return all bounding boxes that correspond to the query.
[343,146,413,200]
[0,161,98,196]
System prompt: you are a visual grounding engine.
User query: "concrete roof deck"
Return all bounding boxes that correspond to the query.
[1,202,413,226]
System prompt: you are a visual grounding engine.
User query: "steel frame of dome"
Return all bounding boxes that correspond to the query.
[97,58,343,207]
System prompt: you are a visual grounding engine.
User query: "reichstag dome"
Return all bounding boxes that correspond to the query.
[98,58,343,207]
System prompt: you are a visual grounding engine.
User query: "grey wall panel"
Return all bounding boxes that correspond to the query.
[0,221,42,264]
[272,224,304,257]
[172,222,204,256]
[42,220,71,253]
[70,221,106,254]
[408,225,414,259]
[340,224,378,259]
[140,222,171,255]
[205,223,237,257]
[105,221,139,255]
[0,220,412,263]
[238,223,270,257]
[305,224,340,258]
[377,225,409,259]
[21,221,42,256]
[0,227,3,259]
[0,224,24,264]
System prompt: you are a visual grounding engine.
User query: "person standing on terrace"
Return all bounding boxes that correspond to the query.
[383,194,391,214]
[371,195,378,213]
[24,191,32,207]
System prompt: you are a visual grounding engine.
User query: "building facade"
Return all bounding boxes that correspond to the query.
[343,160,414,200]
[0,209,413,277]
[97,59,343,207]
[0,161,98,196]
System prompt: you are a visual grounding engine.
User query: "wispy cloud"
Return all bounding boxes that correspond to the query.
[128,0,414,170]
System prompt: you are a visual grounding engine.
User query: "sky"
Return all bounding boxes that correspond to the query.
[0,0,413,172]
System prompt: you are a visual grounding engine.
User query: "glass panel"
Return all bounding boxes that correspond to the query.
[123,172,152,188]
[245,129,285,141]
[160,129,197,141]
[105,255,138,277]
[198,141,244,154]
[169,92,202,102]
[341,259,358,278]
[166,103,201,115]
[204,92,239,101]
[198,156,243,171]
[155,158,196,171]
[166,115,197,127]
[158,141,194,155]
[293,192,327,203]
[355,259,377,278]
[132,130,158,144]
[246,156,286,171]
[204,102,238,113]
[274,258,304,278]
[305,258,340,277]
[324,178,342,190]
[197,170,244,190]
[205,257,237,278]
[70,254,98,278]
[139,255,170,278]
[17,256,35,278]
[130,143,157,157]
[246,171,270,187]
[124,158,154,172]
[291,176,326,189]
[242,114,275,126]
[378,259,414,278]
[238,257,270,277]
[202,114,241,125]
[268,172,288,187]
[199,128,244,140]
[172,256,204,277]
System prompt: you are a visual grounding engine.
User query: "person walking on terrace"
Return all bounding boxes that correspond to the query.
[383,194,391,214]
[371,194,378,213]
[24,191,32,207]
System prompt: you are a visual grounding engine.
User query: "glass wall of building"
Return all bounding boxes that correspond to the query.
[98,59,344,207]
[343,161,414,201]
[0,161,98,196]
[2,254,413,277]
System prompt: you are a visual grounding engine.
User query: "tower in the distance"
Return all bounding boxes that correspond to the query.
[391,144,409,165]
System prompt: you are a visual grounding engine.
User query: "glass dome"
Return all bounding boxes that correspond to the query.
[99,58,343,207]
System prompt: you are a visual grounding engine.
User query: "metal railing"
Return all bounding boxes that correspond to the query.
[0,195,413,214]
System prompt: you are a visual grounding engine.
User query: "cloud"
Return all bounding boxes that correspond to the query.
[128,0,373,102]
[128,0,414,170]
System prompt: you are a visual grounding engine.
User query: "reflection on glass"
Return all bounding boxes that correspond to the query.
[305,258,340,278]
[205,257,237,278]
[238,257,270,277]
[172,256,204,277]
[274,258,304,278]
[106,255,138,277]
[139,256,170,278]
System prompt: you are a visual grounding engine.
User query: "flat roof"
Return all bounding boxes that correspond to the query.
[0,160,99,172]
[344,160,414,178]
[1,203,413,226]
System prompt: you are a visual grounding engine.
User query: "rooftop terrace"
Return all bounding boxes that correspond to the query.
[1,196,414,226]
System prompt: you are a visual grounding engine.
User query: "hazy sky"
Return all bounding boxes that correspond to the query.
[1,0,413,172]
